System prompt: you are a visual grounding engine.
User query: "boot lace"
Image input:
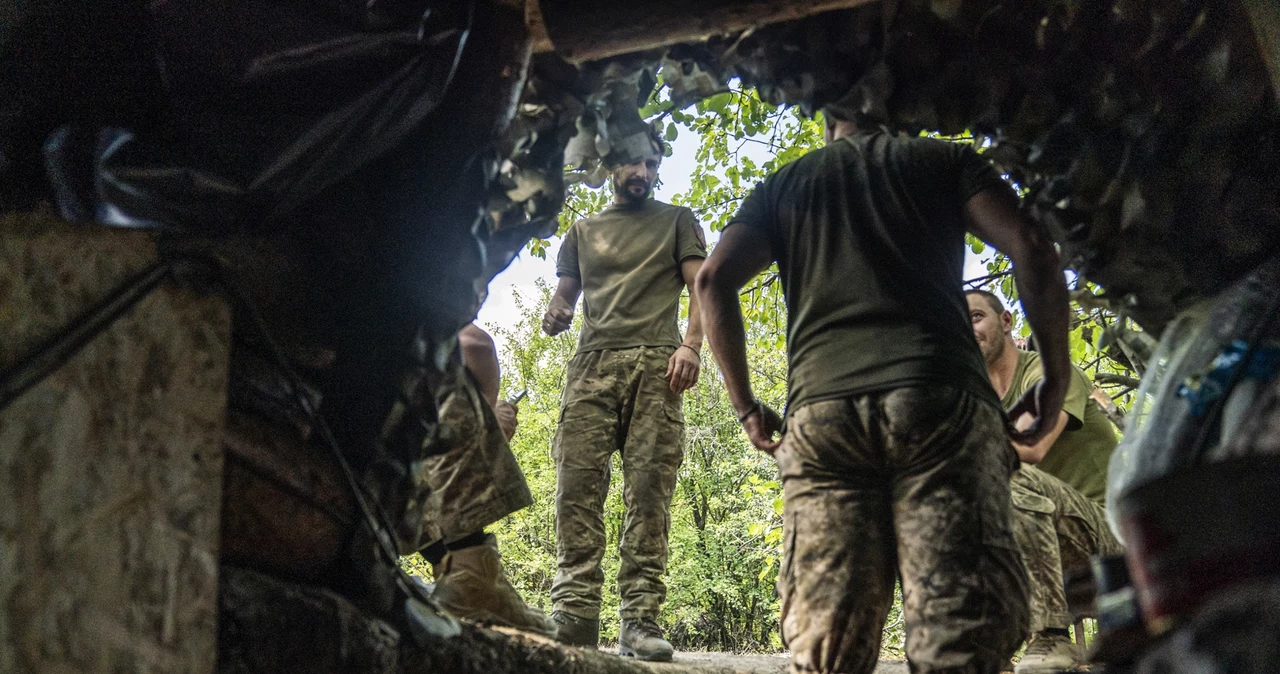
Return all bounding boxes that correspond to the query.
[627,618,664,639]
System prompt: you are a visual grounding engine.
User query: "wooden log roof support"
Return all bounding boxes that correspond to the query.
[528,0,879,63]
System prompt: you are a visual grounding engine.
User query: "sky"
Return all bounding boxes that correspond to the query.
[477,122,994,355]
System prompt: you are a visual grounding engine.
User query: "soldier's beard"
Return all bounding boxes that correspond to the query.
[615,176,651,202]
[979,333,1007,366]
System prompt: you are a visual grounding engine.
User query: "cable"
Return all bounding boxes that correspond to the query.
[1,251,432,607]
[0,261,172,411]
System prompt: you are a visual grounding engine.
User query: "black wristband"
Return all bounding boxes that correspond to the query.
[737,398,763,424]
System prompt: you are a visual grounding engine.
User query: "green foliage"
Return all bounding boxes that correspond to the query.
[486,280,796,651]
[437,74,1139,656]
[670,88,823,234]
[397,279,910,653]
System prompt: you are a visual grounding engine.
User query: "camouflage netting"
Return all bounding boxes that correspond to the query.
[522,0,1280,332]
[1,0,1277,671]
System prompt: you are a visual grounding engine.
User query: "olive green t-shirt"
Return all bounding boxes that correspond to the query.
[1001,349,1118,503]
[556,199,707,353]
[729,131,1008,412]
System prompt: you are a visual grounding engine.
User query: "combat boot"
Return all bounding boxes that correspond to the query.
[552,611,599,648]
[619,617,674,662]
[431,534,556,638]
[1014,631,1080,673]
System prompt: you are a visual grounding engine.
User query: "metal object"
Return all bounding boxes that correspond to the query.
[1117,457,1280,635]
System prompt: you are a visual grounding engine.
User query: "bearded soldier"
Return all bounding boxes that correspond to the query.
[542,125,706,662]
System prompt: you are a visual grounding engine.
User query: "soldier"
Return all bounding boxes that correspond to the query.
[695,106,1072,674]
[413,321,556,637]
[966,289,1123,673]
[541,125,706,661]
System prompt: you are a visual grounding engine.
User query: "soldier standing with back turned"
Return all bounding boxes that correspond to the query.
[696,104,1073,674]
[541,125,707,662]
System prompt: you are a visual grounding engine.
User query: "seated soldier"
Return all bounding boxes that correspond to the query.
[967,289,1124,673]
[411,321,555,637]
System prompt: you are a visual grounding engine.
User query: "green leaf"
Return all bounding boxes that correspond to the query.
[707,92,732,113]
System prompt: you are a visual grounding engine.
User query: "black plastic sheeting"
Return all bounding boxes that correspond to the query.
[2,0,472,231]
[2,0,542,482]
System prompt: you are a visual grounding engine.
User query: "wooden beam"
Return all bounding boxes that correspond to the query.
[529,0,878,63]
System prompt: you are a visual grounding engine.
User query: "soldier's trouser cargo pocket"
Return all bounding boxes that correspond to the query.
[551,346,684,620]
[1011,463,1123,634]
[776,385,1028,674]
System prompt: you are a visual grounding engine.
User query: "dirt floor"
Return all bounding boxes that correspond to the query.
[632,651,908,674]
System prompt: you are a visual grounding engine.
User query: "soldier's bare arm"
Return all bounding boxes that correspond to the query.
[964,187,1071,444]
[459,322,520,440]
[459,323,501,406]
[543,276,581,336]
[695,225,783,453]
[666,257,705,394]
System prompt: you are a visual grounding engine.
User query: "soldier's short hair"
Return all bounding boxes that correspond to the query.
[965,288,1006,317]
[646,121,668,161]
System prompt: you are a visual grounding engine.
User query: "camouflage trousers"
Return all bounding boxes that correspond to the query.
[413,362,532,548]
[776,386,1028,674]
[1011,464,1123,634]
[551,346,684,620]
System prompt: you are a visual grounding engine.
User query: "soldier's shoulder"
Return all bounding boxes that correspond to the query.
[642,199,697,222]
[764,143,838,185]
[1017,348,1043,370]
[458,323,495,350]
[648,199,687,213]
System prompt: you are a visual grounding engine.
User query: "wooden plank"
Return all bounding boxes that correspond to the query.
[0,209,230,674]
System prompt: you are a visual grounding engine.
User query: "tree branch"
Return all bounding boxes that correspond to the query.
[1095,373,1141,389]
[693,195,745,215]
[963,270,1012,288]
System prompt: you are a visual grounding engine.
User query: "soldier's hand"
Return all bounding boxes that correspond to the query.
[495,399,519,441]
[743,403,784,455]
[542,304,574,336]
[665,346,701,394]
[1006,376,1067,444]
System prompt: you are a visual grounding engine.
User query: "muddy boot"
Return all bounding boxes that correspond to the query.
[1014,630,1080,673]
[619,618,673,662]
[552,611,599,648]
[431,534,556,638]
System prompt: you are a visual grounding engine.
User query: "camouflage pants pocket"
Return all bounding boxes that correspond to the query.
[550,397,616,619]
[777,388,1027,674]
[1011,464,1123,633]
[1011,469,1072,634]
[550,347,684,620]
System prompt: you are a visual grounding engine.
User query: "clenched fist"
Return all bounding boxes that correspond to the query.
[542,304,573,336]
